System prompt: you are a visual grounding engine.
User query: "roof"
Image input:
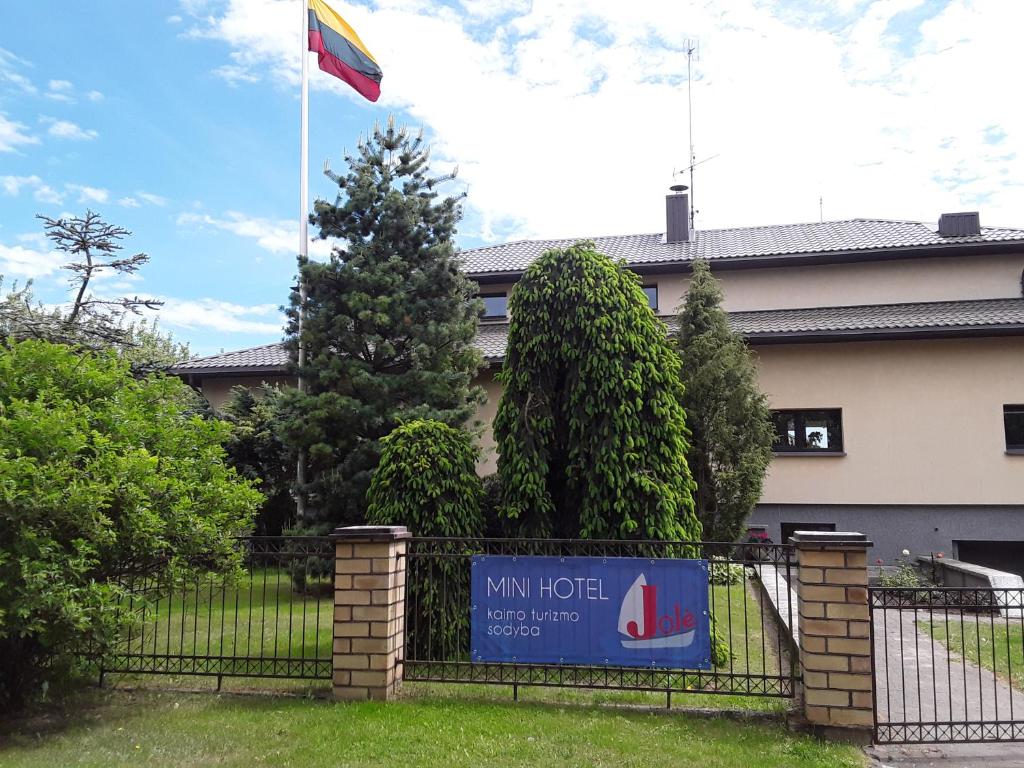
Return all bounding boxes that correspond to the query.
[459,219,1024,277]
[171,298,1024,377]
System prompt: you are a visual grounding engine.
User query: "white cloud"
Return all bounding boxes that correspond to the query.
[86,89,104,102]
[136,191,167,206]
[118,196,141,208]
[183,0,1024,238]
[157,297,283,334]
[0,47,36,94]
[1,174,41,195]
[0,174,64,204]
[0,241,63,279]
[167,14,184,24]
[44,118,99,141]
[177,210,333,257]
[45,79,75,102]
[66,184,110,204]
[0,112,38,152]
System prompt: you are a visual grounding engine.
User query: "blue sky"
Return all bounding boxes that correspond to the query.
[1,0,1020,357]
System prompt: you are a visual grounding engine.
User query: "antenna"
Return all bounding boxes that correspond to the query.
[819,195,824,223]
[685,39,698,232]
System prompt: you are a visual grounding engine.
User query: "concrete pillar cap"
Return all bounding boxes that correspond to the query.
[789,531,873,547]
[330,525,411,542]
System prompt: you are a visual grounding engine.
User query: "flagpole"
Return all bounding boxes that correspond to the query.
[295,0,310,524]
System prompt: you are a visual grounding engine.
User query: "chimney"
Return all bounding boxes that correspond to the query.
[666,184,690,243]
[938,211,981,237]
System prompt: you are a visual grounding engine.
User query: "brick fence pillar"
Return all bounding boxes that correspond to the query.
[330,525,410,701]
[791,531,874,743]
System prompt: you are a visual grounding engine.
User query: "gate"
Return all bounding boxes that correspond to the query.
[402,537,799,701]
[870,586,1024,743]
[96,537,334,685]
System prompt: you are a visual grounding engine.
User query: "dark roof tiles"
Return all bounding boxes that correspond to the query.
[458,219,1024,275]
[171,298,1024,376]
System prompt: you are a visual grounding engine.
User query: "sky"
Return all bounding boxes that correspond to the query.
[0,0,1021,357]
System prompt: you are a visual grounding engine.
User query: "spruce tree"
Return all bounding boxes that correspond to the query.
[493,242,699,542]
[279,118,482,531]
[674,259,774,542]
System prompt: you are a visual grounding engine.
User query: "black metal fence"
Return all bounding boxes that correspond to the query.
[402,537,798,699]
[97,536,334,685]
[871,586,1024,743]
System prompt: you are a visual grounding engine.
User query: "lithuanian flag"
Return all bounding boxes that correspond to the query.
[307,0,382,102]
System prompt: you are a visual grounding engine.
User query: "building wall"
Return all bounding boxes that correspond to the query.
[480,253,1024,317]
[199,375,294,410]
[475,367,502,475]
[754,337,1024,506]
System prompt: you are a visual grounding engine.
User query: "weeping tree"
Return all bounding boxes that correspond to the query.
[278,117,483,531]
[493,242,700,542]
[366,419,483,660]
[675,259,773,543]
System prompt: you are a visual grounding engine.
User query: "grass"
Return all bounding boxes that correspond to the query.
[919,616,1024,691]
[0,688,864,768]
[106,571,790,711]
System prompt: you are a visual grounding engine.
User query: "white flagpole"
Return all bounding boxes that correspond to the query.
[295,0,310,523]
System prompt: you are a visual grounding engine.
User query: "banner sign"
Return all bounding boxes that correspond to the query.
[471,555,711,669]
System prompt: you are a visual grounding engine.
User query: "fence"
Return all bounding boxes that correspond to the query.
[402,537,798,699]
[871,586,1024,743]
[97,536,334,685]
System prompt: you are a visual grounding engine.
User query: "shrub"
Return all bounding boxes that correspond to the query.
[0,340,261,708]
[479,473,506,537]
[493,242,698,542]
[708,556,745,586]
[366,419,483,659]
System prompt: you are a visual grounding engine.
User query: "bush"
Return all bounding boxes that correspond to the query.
[708,556,745,586]
[879,563,920,589]
[493,242,698,542]
[366,419,483,659]
[480,473,506,537]
[0,340,261,708]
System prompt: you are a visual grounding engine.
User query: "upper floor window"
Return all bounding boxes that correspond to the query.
[643,285,658,311]
[1004,405,1024,452]
[771,409,844,454]
[481,293,508,319]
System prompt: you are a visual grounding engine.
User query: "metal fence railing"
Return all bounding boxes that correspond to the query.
[402,537,798,699]
[97,536,334,685]
[871,586,1024,744]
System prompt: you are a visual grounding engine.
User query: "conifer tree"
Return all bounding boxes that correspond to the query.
[674,259,774,542]
[278,118,482,530]
[493,242,699,541]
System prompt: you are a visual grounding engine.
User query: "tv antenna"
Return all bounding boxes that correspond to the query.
[685,39,698,231]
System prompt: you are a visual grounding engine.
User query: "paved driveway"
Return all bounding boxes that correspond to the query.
[868,606,1024,766]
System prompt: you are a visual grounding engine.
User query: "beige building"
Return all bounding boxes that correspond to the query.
[173,195,1024,569]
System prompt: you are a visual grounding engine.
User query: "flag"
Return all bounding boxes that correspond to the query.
[307,0,382,102]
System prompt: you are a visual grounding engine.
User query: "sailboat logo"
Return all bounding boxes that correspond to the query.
[618,573,697,649]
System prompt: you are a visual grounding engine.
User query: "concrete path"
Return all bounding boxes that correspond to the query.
[869,606,1024,765]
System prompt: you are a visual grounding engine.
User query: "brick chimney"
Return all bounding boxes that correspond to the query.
[666,185,690,243]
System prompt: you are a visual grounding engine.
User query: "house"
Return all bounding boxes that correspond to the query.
[172,191,1024,568]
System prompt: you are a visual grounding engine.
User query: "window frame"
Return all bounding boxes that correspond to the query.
[642,284,659,311]
[479,292,508,320]
[1004,404,1024,453]
[770,408,845,455]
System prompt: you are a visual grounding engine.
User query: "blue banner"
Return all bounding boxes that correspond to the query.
[471,555,711,669]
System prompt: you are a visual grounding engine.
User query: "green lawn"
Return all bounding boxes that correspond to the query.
[919,616,1024,690]
[0,689,863,768]
[106,572,789,711]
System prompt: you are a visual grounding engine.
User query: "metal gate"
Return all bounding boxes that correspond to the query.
[870,586,1024,743]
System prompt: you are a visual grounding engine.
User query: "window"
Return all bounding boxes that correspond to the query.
[771,408,844,453]
[1004,405,1024,452]
[480,293,508,319]
[642,285,658,311]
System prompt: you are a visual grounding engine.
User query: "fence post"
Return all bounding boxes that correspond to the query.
[330,525,410,701]
[791,531,874,743]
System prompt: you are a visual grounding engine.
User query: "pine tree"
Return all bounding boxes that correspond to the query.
[278,118,483,531]
[674,259,774,542]
[493,242,699,542]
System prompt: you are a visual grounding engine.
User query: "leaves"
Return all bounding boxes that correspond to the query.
[674,260,773,542]
[493,242,699,543]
